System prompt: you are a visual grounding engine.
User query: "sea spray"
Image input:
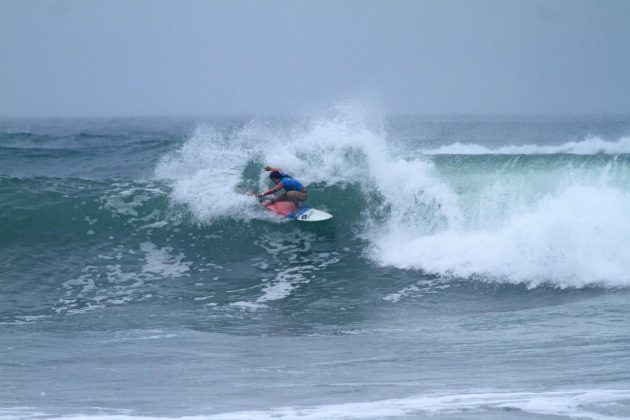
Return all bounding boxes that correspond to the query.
[155,125,261,221]
[155,105,459,231]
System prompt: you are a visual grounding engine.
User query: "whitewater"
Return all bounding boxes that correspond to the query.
[1,111,630,419]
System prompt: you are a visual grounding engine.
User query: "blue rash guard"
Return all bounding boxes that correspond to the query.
[278,176,304,192]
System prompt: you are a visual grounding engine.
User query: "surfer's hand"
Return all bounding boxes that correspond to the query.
[255,193,263,198]
[264,166,272,171]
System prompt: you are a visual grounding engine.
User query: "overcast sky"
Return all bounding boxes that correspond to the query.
[1,0,629,117]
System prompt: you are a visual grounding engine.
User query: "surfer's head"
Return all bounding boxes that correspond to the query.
[269,171,283,182]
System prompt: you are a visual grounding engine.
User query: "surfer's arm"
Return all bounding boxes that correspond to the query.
[257,183,284,198]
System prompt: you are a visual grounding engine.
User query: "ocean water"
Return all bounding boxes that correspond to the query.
[1,110,630,419]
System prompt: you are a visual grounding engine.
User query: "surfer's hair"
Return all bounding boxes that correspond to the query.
[269,171,284,180]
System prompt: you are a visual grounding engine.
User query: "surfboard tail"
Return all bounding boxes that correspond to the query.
[258,197,333,222]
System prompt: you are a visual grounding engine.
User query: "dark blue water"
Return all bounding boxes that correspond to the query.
[2,113,630,419]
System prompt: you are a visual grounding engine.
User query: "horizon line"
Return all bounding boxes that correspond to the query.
[1,112,629,120]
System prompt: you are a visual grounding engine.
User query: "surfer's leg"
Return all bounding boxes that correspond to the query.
[286,191,307,208]
[270,192,287,204]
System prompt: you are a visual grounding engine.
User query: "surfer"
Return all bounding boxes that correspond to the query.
[256,166,307,208]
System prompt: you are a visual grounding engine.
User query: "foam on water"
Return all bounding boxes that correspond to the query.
[140,242,191,277]
[254,232,340,302]
[205,389,630,419]
[372,185,630,288]
[9,389,630,419]
[57,242,191,315]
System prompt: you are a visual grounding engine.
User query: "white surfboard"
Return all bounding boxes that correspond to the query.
[290,207,333,222]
